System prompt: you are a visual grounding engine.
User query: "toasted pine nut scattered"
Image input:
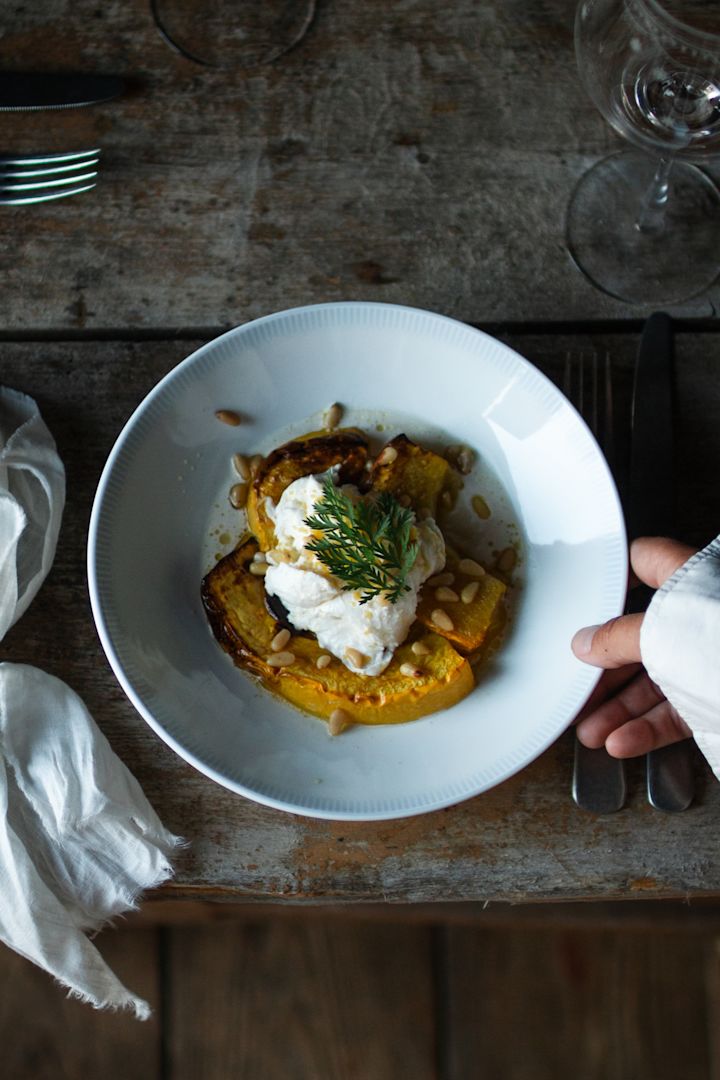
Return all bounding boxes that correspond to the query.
[325,402,343,430]
[345,647,368,669]
[270,628,291,652]
[249,454,264,478]
[252,550,267,563]
[472,494,491,519]
[376,445,398,466]
[229,482,248,508]
[411,641,431,656]
[431,608,454,632]
[428,572,455,587]
[316,654,332,669]
[215,409,242,426]
[400,662,423,678]
[458,558,486,578]
[249,561,268,576]
[461,580,480,604]
[456,445,475,474]
[232,453,250,479]
[435,586,459,602]
[329,708,351,736]
[266,651,295,668]
[498,546,517,573]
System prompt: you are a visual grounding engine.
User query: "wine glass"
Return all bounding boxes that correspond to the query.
[150,0,316,68]
[566,0,720,304]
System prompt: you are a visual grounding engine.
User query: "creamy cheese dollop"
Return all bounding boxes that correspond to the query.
[263,473,445,676]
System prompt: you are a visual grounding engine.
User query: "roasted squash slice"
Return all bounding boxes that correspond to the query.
[369,434,451,517]
[202,540,474,725]
[416,565,507,654]
[246,428,369,551]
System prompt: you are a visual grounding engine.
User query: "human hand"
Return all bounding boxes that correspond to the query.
[571,536,697,758]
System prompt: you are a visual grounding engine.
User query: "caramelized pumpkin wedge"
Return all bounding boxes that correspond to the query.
[201,540,474,726]
[416,565,507,654]
[369,434,451,517]
[246,428,369,551]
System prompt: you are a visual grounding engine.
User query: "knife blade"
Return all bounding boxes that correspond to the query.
[628,311,694,812]
[0,72,123,111]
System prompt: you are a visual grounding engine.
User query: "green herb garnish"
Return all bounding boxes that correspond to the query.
[304,477,419,605]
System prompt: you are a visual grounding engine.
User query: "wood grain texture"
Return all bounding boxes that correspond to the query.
[164,921,436,1080]
[1,0,719,330]
[0,928,160,1080]
[443,926,712,1080]
[1,331,719,903]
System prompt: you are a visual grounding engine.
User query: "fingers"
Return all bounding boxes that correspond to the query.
[630,536,697,590]
[606,704,691,758]
[571,612,645,668]
[574,665,643,724]
[576,669,664,747]
[575,670,692,757]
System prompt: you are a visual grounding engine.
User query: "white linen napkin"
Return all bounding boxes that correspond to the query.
[0,386,181,1020]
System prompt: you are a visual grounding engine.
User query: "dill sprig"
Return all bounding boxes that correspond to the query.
[304,477,419,605]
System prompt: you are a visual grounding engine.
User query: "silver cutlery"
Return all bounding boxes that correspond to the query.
[628,312,695,813]
[0,148,100,205]
[0,72,123,111]
[564,350,628,814]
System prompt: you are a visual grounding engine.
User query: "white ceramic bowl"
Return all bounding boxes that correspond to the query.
[88,302,627,820]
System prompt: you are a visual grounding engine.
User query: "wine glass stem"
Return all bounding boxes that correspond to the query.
[635,155,674,235]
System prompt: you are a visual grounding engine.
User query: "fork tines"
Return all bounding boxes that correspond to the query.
[0,148,100,205]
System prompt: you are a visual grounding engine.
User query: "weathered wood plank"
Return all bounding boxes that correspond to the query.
[1,332,718,903]
[0,929,161,1079]
[443,926,712,1080]
[164,921,436,1080]
[1,0,719,330]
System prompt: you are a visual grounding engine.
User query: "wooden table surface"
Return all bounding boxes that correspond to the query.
[3,0,720,905]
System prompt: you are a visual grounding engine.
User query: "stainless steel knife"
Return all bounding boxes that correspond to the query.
[628,311,695,812]
[0,72,123,111]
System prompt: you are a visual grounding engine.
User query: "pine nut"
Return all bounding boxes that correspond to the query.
[249,561,268,576]
[266,651,295,667]
[325,402,343,430]
[461,580,480,604]
[440,489,455,510]
[456,445,475,475]
[229,482,248,508]
[411,641,430,656]
[249,454,264,478]
[252,550,267,563]
[498,546,517,573]
[270,628,291,652]
[345,647,368,669]
[215,409,242,426]
[329,708,351,736]
[431,608,454,632]
[376,445,398,466]
[232,453,250,480]
[472,494,491,519]
[316,654,332,669]
[458,558,486,578]
[435,586,459,602]
[400,662,423,678]
[427,572,455,587]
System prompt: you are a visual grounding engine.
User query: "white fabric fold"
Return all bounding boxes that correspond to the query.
[641,535,720,776]
[0,387,180,1019]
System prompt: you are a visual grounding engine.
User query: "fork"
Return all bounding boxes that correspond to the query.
[0,148,100,205]
[564,350,628,813]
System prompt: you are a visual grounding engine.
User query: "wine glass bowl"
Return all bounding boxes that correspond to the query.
[567,0,720,304]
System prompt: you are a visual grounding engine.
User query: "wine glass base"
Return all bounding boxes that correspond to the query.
[566,151,720,305]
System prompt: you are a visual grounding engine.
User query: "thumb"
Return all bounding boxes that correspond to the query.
[571,612,645,669]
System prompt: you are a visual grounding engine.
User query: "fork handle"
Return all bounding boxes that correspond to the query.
[572,737,627,813]
[646,742,695,812]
